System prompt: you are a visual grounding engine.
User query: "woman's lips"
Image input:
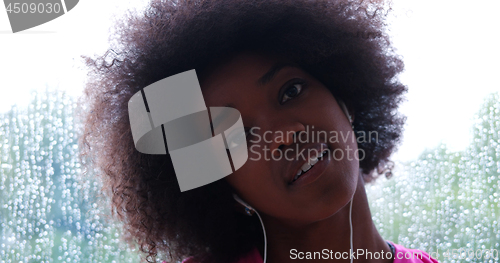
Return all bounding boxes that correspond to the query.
[292,149,327,181]
[285,143,329,185]
[288,150,330,187]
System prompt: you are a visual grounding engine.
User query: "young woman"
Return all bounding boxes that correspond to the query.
[80,0,439,262]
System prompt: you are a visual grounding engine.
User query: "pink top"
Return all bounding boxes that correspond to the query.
[181,241,439,263]
[392,242,439,263]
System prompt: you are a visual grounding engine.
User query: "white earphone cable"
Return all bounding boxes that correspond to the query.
[233,194,268,262]
[349,198,354,263]
[254,210,267,263]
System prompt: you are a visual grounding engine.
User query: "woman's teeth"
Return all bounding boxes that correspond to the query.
[292,150,327,182]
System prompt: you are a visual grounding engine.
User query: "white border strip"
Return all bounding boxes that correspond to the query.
[60,0,68,14]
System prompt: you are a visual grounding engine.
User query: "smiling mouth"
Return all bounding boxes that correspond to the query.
[292,149,328,183]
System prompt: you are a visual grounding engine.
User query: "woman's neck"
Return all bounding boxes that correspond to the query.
[260,174,393,263]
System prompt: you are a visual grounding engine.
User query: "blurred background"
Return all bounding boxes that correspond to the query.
[1,0,499,262]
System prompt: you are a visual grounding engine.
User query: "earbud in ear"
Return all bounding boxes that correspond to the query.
[337,99,355,130]
[233,194,255,216]
[337,99,351,121]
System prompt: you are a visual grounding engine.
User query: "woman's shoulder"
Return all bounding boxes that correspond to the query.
[390,241,439,263]
[181,247,263,263]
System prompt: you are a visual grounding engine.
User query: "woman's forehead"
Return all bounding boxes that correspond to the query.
[200,52,301,93]
[201,53,277,86]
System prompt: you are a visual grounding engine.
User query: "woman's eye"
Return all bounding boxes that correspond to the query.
[243,128,254,142]
[226,127,247,149]
[280,82,305,104]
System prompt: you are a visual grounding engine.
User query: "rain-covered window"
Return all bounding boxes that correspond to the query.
[366,92,500,261]
[1,89,499,262]
[0,90,142,262]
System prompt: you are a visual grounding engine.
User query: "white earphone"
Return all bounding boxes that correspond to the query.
[233,194,268,262]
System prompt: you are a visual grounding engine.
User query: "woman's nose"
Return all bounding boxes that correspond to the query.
[267,121,306,159]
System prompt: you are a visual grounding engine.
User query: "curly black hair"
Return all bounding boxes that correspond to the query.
[79,0,406,262]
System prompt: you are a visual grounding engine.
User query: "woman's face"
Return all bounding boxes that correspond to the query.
[201,52,359,225]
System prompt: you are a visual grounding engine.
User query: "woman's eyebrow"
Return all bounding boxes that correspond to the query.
[257,62,300,86]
